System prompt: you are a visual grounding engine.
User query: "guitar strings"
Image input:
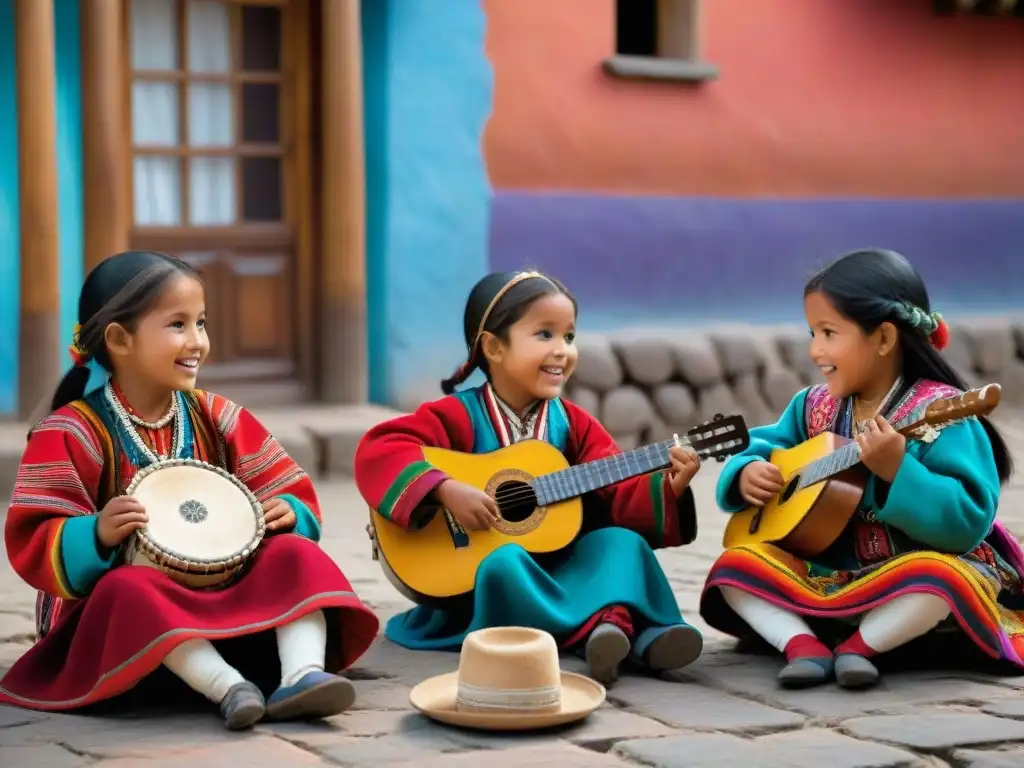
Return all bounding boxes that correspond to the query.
[487,448,728,509]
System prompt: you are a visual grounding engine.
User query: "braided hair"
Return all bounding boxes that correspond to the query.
[804,248,1012,484]
[440,270,577,395]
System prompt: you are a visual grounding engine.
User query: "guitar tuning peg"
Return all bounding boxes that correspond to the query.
[716,455,726,463]
[713,413,724,421]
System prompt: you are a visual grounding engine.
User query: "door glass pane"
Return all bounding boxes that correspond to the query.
[134,155,182,225]
[188,83,234,147]
[132,81,180,146]
[241,157,282,221]
[241,6,282,71]
[131,0,179,70]
[242,83,279,143]
[187,1,231,73]
[190,157,236,226]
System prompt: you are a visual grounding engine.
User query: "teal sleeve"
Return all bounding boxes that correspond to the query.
[60,515,120,596]
[279,493,322,542]
[874,417,1000,553]
[716,388,811,513]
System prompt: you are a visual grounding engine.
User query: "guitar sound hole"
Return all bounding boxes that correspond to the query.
[779,475,800,504]
[494,481,538,523]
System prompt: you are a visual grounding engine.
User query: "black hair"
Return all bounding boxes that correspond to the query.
[49,250,202,414]
[804,248,1013,484]
[440,270,577,395]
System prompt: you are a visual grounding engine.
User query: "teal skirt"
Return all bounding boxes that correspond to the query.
[385,526,686,650]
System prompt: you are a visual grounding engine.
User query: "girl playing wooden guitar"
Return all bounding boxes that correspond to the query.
[700,248,1022,690]
[355,270,704,685]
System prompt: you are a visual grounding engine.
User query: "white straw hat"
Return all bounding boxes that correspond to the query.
[409,626,606,730]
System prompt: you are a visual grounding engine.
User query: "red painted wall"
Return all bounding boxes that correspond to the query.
[482,0,1024,197]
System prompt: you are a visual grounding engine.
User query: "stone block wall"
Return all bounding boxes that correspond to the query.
[564,318,1024,451]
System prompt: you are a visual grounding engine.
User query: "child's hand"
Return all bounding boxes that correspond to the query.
[435,480,500,531]
[97,496,149,549]
[667,445,701,495]
[739,461,784,507]
[263,498,297,532]
[855,415,906,483]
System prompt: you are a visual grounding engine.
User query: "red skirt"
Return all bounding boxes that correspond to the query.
[0,534,380,711]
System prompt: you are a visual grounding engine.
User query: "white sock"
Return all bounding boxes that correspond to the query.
[162,638,246,703]
[721,585,819,653]
[858,592,951,653]
[276,609,328,688]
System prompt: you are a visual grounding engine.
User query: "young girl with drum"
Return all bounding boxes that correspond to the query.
[354,270,705,686]
[0,251,380,729]
[700,249,1023,690]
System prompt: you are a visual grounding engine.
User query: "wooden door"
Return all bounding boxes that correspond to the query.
[125,0,314,402]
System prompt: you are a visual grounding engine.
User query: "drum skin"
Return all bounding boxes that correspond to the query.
[123,458,266,588]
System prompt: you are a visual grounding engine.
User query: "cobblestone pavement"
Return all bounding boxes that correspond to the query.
[3,415,1024,766]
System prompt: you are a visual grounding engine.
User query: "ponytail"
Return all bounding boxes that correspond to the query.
[50,366,91,414]
[440,359,477,395]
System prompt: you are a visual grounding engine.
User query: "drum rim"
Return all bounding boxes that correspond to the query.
[124,457,267,570]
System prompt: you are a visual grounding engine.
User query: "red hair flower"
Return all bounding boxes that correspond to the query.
[69,323,90,366]
[929,313,950,351]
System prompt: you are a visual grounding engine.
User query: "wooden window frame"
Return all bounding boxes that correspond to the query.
[604,0,719,84]
[122,0,293,245]
[120,0,317,394]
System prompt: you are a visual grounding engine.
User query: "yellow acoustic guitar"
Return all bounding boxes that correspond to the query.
[369,414,750,605]
[722,383,1002,558]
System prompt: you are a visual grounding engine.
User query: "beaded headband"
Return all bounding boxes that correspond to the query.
[448,271,558,385]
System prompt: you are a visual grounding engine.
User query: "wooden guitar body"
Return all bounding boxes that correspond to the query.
[371,440,583,604]
[722,432,866,558]
[368,413,751,605]
[721,383,1002,559]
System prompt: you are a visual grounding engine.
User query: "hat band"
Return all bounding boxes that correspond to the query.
[455,681,561,713]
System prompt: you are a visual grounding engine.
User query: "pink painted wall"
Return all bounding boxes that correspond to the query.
[483,0,1024,197]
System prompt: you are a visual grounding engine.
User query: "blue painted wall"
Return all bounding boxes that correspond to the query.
[0,0,20,415]
[362,0,493,409]
[0,0,83,416]
[55,0,84,375]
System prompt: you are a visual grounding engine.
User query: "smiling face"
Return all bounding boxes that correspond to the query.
[482,292,578,410]
[112,274,210,394]
[805,290,896,401]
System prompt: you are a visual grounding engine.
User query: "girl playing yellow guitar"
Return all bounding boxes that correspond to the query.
[700,249,1022,690]
[355,270,704,685]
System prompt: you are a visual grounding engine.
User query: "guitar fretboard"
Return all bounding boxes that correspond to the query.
[532,440,676,507]
[795,410,919,490]
[795,441,863,490]
[531,430,745,506]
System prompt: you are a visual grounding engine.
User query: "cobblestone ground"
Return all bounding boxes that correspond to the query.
[3,415,1024,766]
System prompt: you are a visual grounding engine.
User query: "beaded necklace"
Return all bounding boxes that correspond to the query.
[104,381,186,464]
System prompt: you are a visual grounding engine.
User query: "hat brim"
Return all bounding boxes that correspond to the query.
[409,671,606,731]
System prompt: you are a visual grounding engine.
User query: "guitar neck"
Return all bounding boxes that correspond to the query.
[532,438,678,506]
[794,412,921,490]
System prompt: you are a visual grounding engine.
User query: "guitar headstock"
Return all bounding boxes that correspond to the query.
[898,383,1002,441]
[685,414,751,462]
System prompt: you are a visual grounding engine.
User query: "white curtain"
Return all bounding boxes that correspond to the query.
[131,0,235,227]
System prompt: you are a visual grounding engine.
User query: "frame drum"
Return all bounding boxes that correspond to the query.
[122,458,266,588]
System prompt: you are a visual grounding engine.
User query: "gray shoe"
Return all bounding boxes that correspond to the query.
[835,654,880,689]
[220,681,266,730]
[636,624,704,672]
[584,623,632,685]
[778,657,833,689]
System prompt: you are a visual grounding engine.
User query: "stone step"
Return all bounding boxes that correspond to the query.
[0,402,403,504]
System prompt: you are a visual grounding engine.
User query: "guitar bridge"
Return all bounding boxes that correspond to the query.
[365,521,379,561]
[444,510,470,549]
[748,510,763,535]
